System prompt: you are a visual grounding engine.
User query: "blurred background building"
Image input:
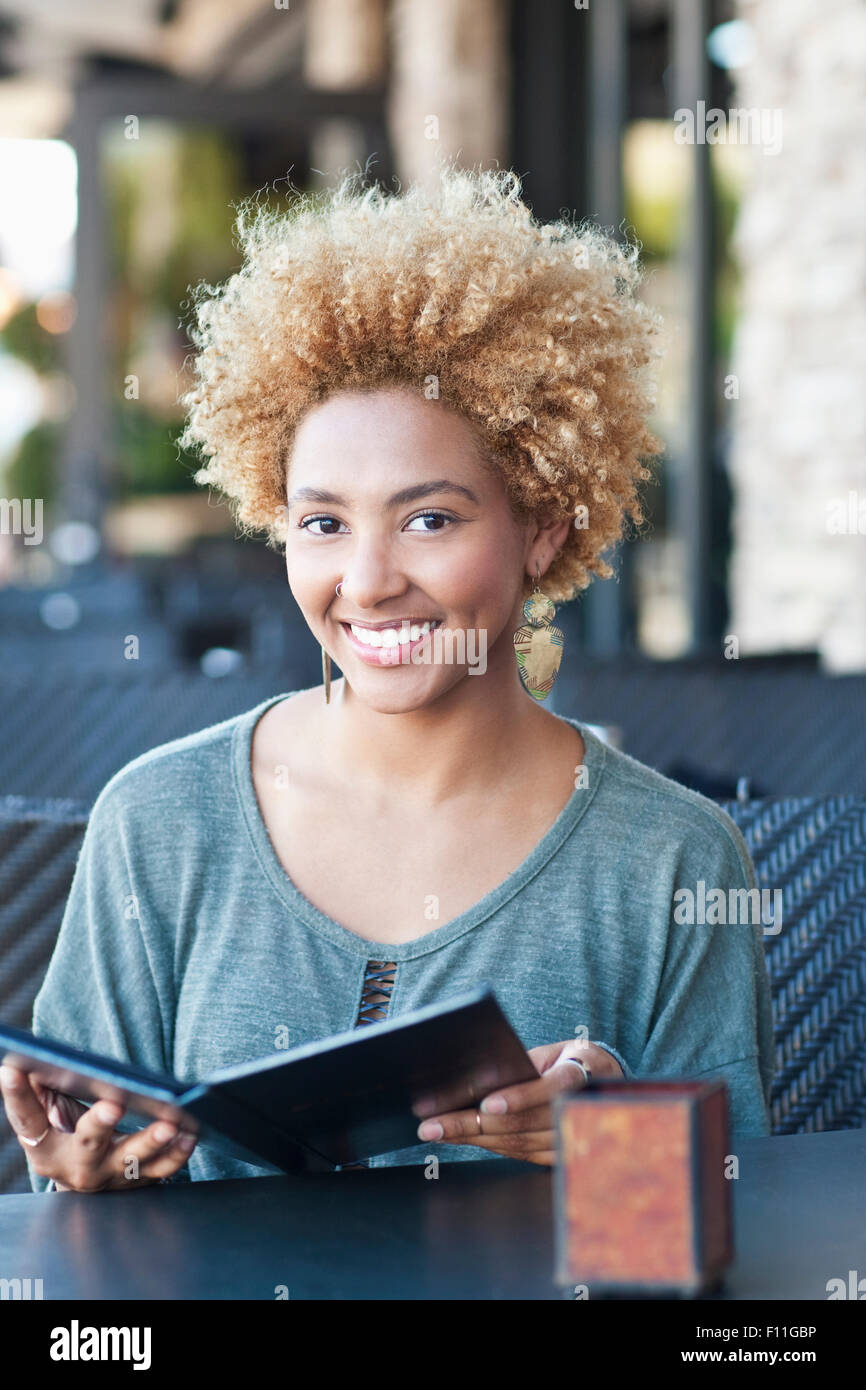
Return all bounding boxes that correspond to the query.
[0,0,864,798]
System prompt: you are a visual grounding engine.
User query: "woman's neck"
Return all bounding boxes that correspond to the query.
[322,671,562,810]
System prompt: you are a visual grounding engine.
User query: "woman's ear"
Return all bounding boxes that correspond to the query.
[529,516,572,572]
[547,517,573,554]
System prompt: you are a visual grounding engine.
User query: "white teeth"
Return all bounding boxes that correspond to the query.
[349,620,438,648]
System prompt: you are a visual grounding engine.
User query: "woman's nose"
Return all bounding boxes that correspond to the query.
[338,545,409,611]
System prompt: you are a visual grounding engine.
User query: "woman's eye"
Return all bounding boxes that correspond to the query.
[404,511,453,532]
[299,511,454,535]
[299,515,347,536]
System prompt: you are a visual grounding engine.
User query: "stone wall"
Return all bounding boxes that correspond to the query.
[727,0,866,670]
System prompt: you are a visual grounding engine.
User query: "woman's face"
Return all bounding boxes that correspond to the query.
[284,385,553,714]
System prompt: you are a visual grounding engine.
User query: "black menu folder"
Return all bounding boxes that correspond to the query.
[0,985,538,1173]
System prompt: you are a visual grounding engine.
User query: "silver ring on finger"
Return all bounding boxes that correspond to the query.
[19,1125,51,1148]
[475,1109,482,1134]
[565,1058,592,1085]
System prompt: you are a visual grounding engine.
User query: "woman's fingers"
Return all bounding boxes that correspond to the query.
[104,1121,197,1185]
[1,1065,62,1164]
[71,1099,126,1156]
[1,1065,197,1191]
[415,1043,603,1158]
[541,1041,623,1080]
[474,1058,587,1122]
[30,1079,87,1132]
[472,1128,555,1153]
[59,1118,197,1191]
[414,1041,618,1166]
[467,1135,558,1164]
[525,1042,571,1073]
[119,1128,198,1181]
[476,1041,617,1122]
[53,1100,127,1189]
[62,1112,194,1191]
[425,1128,557,1160]
[419,1100,553,1142]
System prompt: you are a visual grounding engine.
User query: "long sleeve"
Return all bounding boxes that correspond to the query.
[635,812,776,1139]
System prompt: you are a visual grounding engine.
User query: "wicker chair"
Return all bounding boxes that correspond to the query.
[722,796,866,1134]
[0,797,89,1192]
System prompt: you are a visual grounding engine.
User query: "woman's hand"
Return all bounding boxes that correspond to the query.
[0,1064,197,1192]
[415,1040,623,1165]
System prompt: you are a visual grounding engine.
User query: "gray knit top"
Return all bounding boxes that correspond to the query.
[28,690,775,1189]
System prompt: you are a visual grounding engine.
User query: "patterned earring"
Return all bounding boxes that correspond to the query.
[322,647,332,704]
[513,563,565,701]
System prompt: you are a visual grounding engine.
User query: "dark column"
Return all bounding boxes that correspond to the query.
[672,0,715,652]
[582,0,629,656]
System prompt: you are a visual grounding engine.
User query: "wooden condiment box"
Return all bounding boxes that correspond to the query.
[553,1079,733,1296]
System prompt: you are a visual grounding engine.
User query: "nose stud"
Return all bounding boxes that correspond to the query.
[336,582,344,596]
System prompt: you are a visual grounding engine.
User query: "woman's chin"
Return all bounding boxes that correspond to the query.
[343,667,464,714]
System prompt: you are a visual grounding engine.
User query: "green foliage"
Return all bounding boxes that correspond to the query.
[106,126,243,321]
[624,138,742,367]
[623,186,679,263]
[106,126,253,501]
[0,303,62,375]
[115,408,199,496]
[713,165,742,362]
[4,419,58,504]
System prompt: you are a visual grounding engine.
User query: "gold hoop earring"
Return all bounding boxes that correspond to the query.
[322,646,332,704]
[513,562,565,701]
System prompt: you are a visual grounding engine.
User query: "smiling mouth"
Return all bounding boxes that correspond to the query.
[341,619,442,649]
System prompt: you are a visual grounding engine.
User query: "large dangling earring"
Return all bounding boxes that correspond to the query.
[322,647,332,704]
[513,562,565,701]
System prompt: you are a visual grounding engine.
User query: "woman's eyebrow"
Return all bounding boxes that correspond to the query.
[287,481,479,507]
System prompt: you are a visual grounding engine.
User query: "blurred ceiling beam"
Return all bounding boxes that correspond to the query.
[386,0,508,189]
[0,1,163,64]
[161,0,304,86]
[0,0,307,115]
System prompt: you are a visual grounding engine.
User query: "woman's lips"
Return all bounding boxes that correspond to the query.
[339,620,441,667]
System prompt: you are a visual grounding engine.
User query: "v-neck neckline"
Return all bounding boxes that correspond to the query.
[232,690,607,962]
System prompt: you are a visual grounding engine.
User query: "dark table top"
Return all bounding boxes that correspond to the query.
[1,1128,864,1300]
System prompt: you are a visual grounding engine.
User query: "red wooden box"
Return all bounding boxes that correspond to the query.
[553,1079,734,1296]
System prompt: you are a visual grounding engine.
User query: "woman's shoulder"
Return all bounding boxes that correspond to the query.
[579,723,754,880]
[88,692,295,824]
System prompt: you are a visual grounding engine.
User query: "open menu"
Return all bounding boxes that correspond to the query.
[0,985,539,1173]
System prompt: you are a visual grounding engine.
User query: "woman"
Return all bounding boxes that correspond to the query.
[2,165,774,1192]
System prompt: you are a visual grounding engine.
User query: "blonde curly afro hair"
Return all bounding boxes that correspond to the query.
[180,162,663,603]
